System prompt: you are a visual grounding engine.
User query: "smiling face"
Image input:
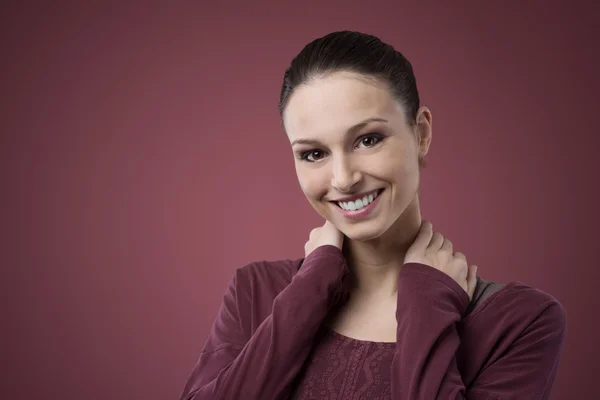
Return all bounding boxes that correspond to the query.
[283,71,432,242]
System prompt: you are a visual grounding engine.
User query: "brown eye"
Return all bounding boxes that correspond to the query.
[301,150,325,162]
[358,134,383,148]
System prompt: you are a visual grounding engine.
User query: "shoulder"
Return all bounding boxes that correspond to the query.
[227,256,303,334]
[466,276,566,333]
[458,278,566,392]
[232,256,302,295]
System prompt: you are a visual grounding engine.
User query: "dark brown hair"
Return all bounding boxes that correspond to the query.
[278,30,420,126]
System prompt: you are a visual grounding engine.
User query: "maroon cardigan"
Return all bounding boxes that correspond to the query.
[180,245,566,399]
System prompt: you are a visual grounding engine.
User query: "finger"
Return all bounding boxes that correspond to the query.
[453,252,469,283]
[324,220,338,233]
[304,242,311,255]
[412,220,433,250]
[467,264,478,297]
[440,237,453,254]
[428,232,444,250]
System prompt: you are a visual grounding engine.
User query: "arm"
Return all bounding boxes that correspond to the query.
[391,263,566,400]
[179,245,349,400]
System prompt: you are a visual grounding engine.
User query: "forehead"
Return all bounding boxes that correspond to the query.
[283,72,402,139]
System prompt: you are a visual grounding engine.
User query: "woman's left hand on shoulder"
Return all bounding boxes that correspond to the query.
[404,220,478,301]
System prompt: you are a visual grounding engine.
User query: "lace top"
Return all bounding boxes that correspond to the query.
[291,329,396,399]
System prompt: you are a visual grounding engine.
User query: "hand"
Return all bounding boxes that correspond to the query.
[304,220,344,257]
[404,220,478,301]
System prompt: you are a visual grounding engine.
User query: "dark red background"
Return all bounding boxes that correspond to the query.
[2,2,598,399]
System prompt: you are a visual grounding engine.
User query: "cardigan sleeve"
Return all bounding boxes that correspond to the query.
[179,245,349,400]
[391,263,566,400]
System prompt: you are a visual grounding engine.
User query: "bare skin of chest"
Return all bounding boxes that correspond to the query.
[326,295,398,343]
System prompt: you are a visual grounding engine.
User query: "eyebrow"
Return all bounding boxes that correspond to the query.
[290,117,388,146]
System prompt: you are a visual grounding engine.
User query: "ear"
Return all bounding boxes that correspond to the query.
[415,106,433,158]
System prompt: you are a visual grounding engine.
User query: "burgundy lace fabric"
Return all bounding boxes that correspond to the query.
[291,329,396,400]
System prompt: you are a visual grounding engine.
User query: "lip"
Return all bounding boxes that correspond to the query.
[330,189,383,203]
[331,189,384,220]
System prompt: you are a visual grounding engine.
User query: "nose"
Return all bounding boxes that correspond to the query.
[331,155,362,193]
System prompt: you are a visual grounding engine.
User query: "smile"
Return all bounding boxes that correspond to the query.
[335,189,382,210]
[330,189,384,220]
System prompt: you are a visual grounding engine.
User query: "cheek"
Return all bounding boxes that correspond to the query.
[393,160,420,199]
[392,161,419,192]
[296,167,328,200]
[381,144,419,183]
[367,154,409,183]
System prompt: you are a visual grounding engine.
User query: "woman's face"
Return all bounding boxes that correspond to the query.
[283,71,431,242]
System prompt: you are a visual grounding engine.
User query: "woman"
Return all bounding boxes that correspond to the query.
[180,31,566,399]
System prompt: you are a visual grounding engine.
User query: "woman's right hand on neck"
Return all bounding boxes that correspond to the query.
[304,220,344,257]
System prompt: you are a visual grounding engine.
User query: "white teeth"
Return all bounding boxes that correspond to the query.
[337,190,381,211]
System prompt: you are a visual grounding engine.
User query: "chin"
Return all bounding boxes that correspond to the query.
[340,222,388,242]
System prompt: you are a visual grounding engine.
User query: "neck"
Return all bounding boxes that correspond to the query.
[343,195,422,298]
